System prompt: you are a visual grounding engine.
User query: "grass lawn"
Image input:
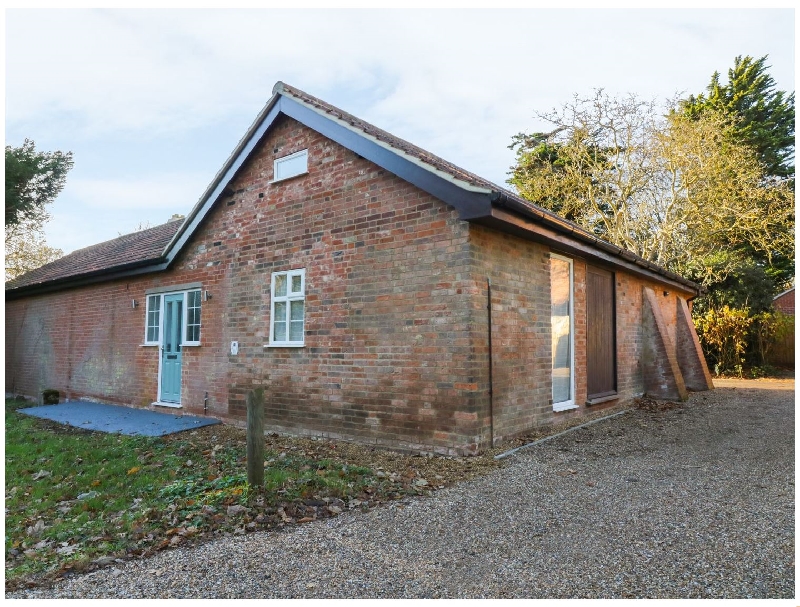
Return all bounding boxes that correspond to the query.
[8,397,484,589]
[5,394,642,590]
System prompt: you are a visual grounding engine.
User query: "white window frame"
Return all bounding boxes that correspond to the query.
[271,149,308,183]
[269,268,306,347]
[144,294,161,345]
[550,253,576,412]
[142,289,202,347]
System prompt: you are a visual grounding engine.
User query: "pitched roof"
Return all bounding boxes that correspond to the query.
[7,81,701,297]
[278,82,505,192]
[6,220,181,290]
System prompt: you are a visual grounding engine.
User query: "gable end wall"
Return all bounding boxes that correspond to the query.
[6,116,488,454]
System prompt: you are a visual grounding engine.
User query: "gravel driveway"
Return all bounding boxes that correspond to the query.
[9,380,794,599]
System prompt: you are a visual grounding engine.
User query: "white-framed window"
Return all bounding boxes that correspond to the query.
[550,254,576,412]
[186,290,202,343]
[272,149,308,183]
[145,294,161,344]
[269,269,305,347]
[143,289,202,346]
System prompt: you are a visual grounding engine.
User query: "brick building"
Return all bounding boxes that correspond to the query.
[770,287,795,368]
[5,83,713,454]
[773,287,795,316]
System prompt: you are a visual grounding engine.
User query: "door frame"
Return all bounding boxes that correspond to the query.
[148,287,202,408]
[586,264,617,400]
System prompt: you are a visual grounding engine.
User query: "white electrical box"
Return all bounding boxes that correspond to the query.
[230,341,239,355]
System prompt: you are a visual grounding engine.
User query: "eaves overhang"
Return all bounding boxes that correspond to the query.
[476,195,701,295]
[5,258,169,300]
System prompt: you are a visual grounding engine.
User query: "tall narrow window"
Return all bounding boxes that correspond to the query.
[186,290,202,344]
[270,269,306,346]
[551,254,575,410]
[145,294,161,344]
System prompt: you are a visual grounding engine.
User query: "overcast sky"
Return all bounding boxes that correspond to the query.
[5,8,795,255]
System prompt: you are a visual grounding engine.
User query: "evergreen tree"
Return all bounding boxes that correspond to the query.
[6,139,73,228]
[680,55,795,179]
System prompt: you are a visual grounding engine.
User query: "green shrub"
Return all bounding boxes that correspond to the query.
[695,305,753,374]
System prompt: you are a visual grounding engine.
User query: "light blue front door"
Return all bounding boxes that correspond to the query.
[160,293,183,403]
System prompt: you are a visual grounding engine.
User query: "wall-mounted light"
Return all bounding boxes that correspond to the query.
[132,299,139,308]
[204,290,212,301]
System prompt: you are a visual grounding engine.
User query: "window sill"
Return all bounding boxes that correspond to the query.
[269,171,308,185]
[586,393,619,406]
[264,343,305,348]
[141,343,159,347]
[553,402,579,413]
[152,401,181,409]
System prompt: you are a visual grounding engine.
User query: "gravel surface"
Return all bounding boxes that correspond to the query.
[9,381,794,599]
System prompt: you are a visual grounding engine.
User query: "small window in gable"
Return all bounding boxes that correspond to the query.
[272,149,308,182]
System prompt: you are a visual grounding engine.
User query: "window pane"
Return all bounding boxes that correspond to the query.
[185,290,201,343]
[290,300,304,321]
[291,274,302,293]
[274,321,287,342]
[289,320,304,342]
[147,295,161,343]
[274,301,286,320]
[274,275,287,297]
[551,258,572,404]
[275,151,308,181]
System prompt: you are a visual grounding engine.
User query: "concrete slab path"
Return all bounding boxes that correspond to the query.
[18,401,219,437]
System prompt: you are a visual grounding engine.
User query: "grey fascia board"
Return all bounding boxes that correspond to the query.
[277,97,495,219]
[162,93,283,265]
[160,92,497,267]
[5,260,169,300]
[773,286,795,300]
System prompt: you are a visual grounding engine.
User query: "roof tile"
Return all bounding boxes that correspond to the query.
[6,220,181,290]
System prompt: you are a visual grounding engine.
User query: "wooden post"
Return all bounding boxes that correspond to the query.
[246,388,265,487]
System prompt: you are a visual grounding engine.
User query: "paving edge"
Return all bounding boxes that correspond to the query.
[494,410,630,460]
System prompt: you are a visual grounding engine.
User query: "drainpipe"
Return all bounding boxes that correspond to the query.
[204,391,209,415]
[487,277,494,448]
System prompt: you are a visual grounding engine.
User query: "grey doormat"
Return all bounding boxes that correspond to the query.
[18,401,220,436]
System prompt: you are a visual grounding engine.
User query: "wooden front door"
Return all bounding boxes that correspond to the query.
[587,266,616,398]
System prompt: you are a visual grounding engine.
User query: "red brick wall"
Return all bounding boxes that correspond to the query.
[466,223,698,443]
[774,289,795,315]
[5,114,706,453]
[7,116,487,454]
